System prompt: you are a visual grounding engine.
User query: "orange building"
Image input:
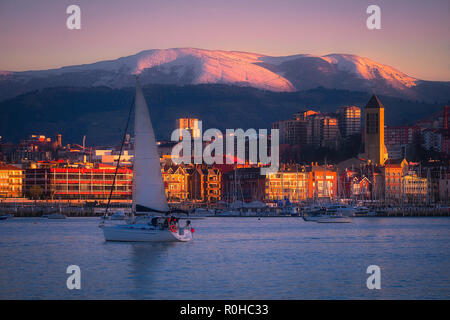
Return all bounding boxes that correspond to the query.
[382,159,408,204]
[162,166,189,202]
[307,165,337,200]
[162,165,221,203]
[0,164,24,198]
[265,170,309,202]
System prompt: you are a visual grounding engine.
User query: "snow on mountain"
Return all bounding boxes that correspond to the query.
[321,54,417,89]
[0,48,447,102]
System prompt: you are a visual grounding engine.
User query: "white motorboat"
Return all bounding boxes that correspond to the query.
[301,205,324,221]
[101,80,194,242]
[354,206,376,216]
[302,214,325,222]
[325,204,356,217]
[316,215,352,223]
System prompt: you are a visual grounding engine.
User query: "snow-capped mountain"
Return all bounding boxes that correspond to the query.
[0,48,448,102]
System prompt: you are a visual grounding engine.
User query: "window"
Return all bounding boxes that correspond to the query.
[366,113,379,134]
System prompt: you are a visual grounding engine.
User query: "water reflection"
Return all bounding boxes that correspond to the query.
[129,242,176,299]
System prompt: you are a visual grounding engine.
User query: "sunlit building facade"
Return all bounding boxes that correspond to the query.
[0,164,24,198]
[403,173,428,204]
[265,171,308,202]
[24,164,132,200]
[176,118,201,140]
[307,165,337,199]
[337,106,361,138]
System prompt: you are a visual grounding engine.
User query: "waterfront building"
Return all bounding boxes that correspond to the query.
[162,164,222,203]
[439,170,450,203]
[363,95,389,165]
[419,161,449,203]
[306,164,337,200]
[162,166,189,202]
[336,164,372,200]
[382,159,408,204]
[337,106,361,138]
[265,167,308,202]
[222,167,266,202]
[0,163,24,198]
[202,167,222,203]
[24,163,132,200]
[186,166,221,203]
[403,172,428,204]
[351,176,371,200]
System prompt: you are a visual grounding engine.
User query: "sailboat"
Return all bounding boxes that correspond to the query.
[102,80,194,242]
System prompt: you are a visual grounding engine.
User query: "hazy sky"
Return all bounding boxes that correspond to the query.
[0,0,448,80]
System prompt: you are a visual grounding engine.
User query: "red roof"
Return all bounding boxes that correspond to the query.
[0,163,22,171]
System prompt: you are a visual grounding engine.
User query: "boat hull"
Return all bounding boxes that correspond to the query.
[103,224,193,242]
[302,215,323,222]
[316,217,352,223]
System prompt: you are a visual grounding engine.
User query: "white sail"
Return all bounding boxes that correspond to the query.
[132,81,169,213]
[102,81,193,242]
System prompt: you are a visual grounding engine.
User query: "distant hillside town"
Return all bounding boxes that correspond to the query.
[0,96,449,207]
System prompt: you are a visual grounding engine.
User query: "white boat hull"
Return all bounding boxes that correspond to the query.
[302,215,324,222]
[103,224,193,242]
[316,216,352,223]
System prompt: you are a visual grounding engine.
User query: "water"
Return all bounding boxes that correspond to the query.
[0,217,449,299]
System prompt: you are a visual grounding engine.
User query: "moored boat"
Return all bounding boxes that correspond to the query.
[325,204,356,216]
[316,215,352,223]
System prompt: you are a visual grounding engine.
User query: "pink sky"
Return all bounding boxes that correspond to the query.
[0,0,448,81]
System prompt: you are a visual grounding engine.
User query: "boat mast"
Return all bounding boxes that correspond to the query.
[103,95,134,219]
[296,164,299,203]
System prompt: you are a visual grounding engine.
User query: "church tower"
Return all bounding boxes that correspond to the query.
[364,94,388,165]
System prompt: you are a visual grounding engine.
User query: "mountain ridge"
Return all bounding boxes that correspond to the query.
[0,48,448,102]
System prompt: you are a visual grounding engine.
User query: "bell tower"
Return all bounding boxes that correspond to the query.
[364,94,388,165]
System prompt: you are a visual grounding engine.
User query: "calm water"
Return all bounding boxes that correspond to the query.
[0,217,449,299]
